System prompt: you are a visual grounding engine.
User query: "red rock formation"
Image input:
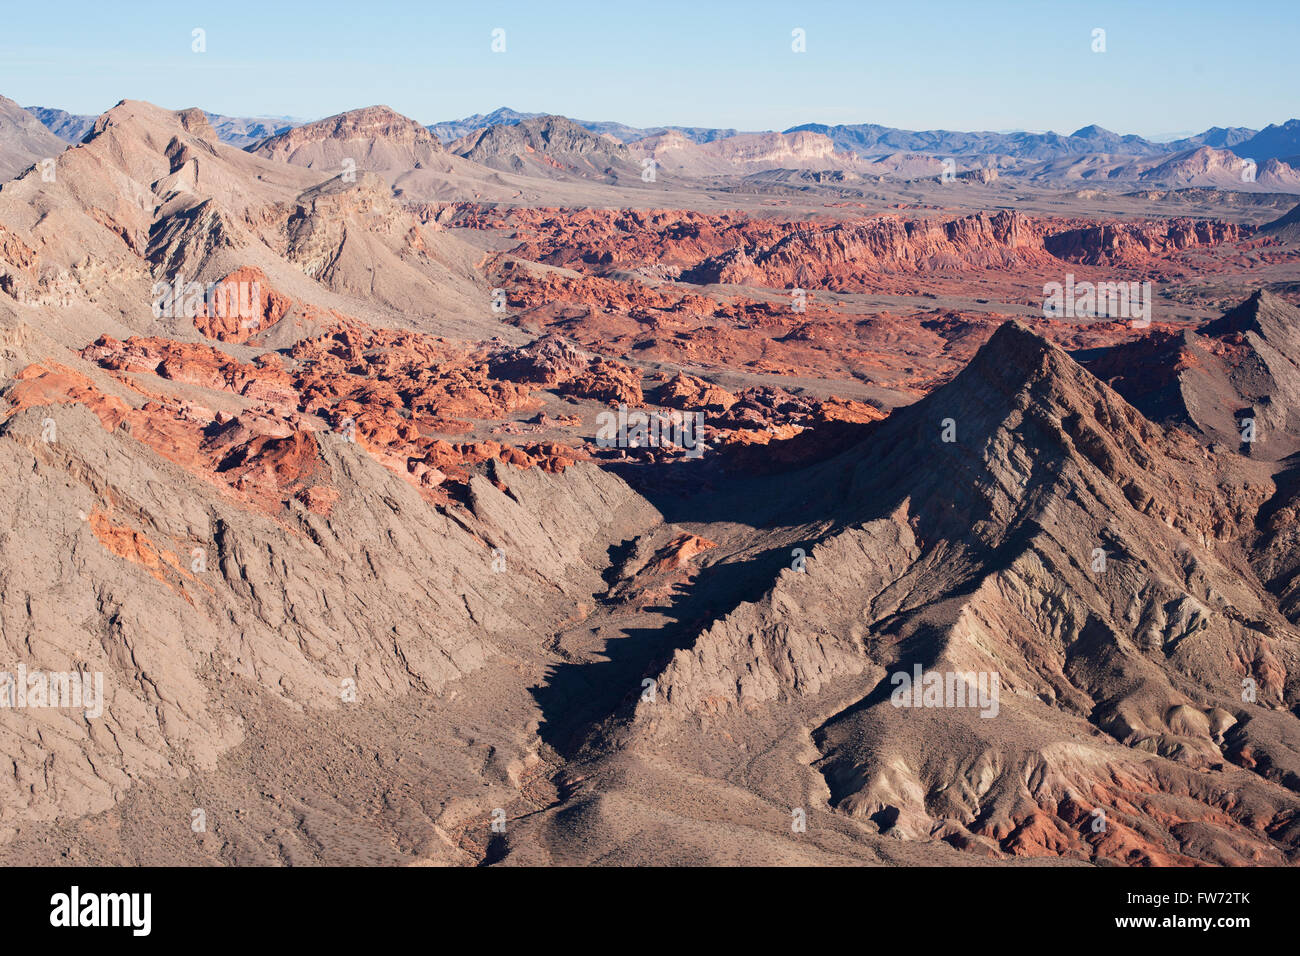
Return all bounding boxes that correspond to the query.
[651,371,737,413]
[648,533,718,572]
[83,336,301,412]
[1043,218,1249,266]
[208,426,326,506]
[192,265,293,343]
[86,509,200,602]
[78,324,598,504]
[6,362,131,429]
[465,205,1245,290]
[681,211,1050,287]
[487,333,644,404]
[488,247,1166,400]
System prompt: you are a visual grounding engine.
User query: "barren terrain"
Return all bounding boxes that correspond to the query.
[2,97,1300,866]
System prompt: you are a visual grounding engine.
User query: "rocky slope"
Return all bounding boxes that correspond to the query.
[249,106,442,171]
[1262,201,1300,242]
[1087,291,1300,458]
[28,106,302,148]
[23,106,96,143]
[0,349,653,837]
[499,316,1300,865]
[631,130,848,177]
[1139,147,1300,189]
[1233,120,1300,163]
[0,95,67,182]
[449,115,639,182]
[428,107,748,147]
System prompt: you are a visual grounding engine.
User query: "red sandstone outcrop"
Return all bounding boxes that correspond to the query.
[487,334,644,405]
[681,211,1049,287]
[192,265,293,343]
[78,323,602,504]
[647,533,718,571]
[651,371,737,412]
[1043,218,1250,266]
[463,205,1248,291]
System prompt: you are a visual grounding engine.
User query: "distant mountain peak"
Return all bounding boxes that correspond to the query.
[1070,124,1115,138]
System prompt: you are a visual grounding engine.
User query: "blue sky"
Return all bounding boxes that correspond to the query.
[0,0,1293,136]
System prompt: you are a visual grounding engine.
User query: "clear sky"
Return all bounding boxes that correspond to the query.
[0,0,1293,136]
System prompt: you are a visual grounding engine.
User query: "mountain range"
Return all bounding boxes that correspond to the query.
[25,101,1300,168]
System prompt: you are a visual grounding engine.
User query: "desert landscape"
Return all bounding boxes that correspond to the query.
[2,10,1300,879]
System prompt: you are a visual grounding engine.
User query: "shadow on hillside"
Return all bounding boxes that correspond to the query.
[530,544,809,759]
